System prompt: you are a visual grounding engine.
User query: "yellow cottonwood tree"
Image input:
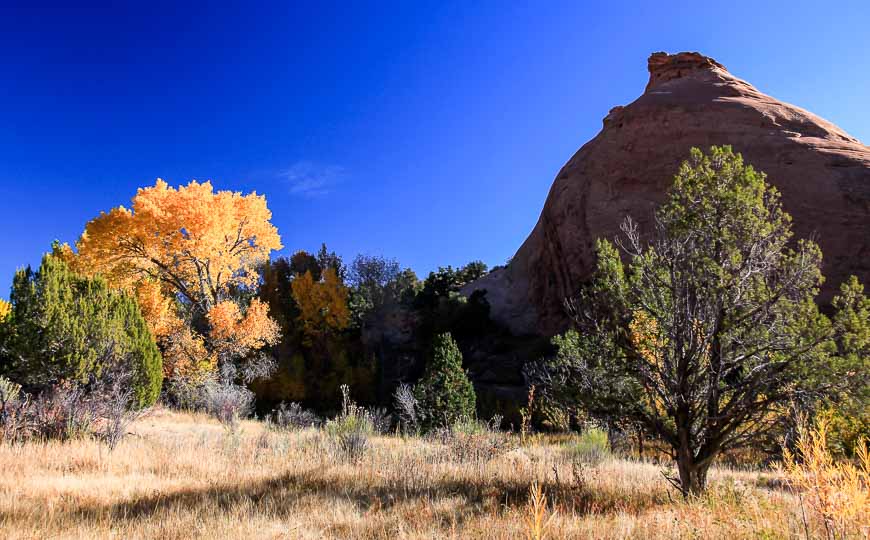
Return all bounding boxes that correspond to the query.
[291,268,350,345]
[0,299,10,321]
[71,179,282,378]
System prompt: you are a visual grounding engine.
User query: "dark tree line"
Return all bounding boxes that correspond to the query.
[253,245,493,412]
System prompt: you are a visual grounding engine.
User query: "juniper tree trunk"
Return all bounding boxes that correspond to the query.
[676,443,712,496]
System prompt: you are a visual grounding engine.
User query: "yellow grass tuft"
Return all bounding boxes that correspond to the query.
[524,481,556,540]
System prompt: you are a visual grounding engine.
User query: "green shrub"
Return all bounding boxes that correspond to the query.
[567,426,611,464]
[0,253,162,407]
[414,332,476,431]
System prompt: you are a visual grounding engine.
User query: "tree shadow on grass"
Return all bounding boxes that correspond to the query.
[1,466,669,529]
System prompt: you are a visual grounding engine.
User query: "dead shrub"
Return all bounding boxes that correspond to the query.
[1,367,145,448]
[200,380,254,430]
[393,383,419,434]
[438,416,513,463]
[94,366,144,450]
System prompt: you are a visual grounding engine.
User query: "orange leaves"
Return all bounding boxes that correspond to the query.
[208,301,243,342]
[71,178,283,378]
[162,326,215,381]
[134,280,181,339]
[208,299,280,358]
[291,268,350,344]
[236,299,280,351]
[125,179,281,292]
[76,178,282,308]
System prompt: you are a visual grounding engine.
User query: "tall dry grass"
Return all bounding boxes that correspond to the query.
[0,407,845,539]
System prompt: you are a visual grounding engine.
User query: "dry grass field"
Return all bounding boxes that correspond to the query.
[0,408,856,539]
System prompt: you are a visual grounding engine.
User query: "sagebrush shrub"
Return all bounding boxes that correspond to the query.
[0,376,20,404]
[325,385,374,462]
[162,376,201,410]
[200,380,254,429]
[266,402,320,430]
[366,407,392,434]
[0,377,28,443]
[1,368,140,446]
[439,415,512,463]
[30,382,99,440]
[163,376,254,430]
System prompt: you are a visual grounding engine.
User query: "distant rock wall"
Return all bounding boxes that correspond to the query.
[465,51,870,336]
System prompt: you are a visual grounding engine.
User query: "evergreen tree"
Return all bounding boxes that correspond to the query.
[532,146,867,495]
[414,332,476,430]
[0,253,162,407]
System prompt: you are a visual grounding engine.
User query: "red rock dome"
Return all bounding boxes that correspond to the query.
[466,51,870,336]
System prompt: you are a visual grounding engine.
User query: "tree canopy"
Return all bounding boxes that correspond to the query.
[67,179,281,379]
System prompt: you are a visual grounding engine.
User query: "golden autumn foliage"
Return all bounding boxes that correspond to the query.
[75,179,281,304]
[628,310,715,419]
[0,299,10,320]
[161,326,215,381]
[291,268,350,344]
[70,179,283,377]
[629,309,709,369]
[133,279,182,340]
[781,417,869,538]
[208,299,280,359]
[628,310,667,368]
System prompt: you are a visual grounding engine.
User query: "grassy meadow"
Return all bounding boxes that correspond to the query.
[0,407,836,539]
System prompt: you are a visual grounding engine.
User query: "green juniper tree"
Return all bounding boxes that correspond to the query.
[0,251,162,407]
[414,332,476,431]
[826,277,870,457]
[532,146,868,495]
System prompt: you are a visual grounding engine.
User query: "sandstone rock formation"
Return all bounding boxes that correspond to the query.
[466,51,870,336]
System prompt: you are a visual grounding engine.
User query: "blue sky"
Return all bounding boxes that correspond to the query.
[1,1,868,295]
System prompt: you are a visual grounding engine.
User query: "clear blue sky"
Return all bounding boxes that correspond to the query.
[1,1,868,295]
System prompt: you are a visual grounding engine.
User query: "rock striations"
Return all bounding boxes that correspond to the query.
[466,51,870,336]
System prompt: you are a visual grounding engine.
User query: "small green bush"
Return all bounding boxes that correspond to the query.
[414,332,476,431]
[567,426,611,464]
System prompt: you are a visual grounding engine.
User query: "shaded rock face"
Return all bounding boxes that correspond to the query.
[466,51,870,337]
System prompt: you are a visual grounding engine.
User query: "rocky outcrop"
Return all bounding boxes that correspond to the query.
[466,51,870,336]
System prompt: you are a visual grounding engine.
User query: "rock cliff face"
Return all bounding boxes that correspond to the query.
[466,52,870,336]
